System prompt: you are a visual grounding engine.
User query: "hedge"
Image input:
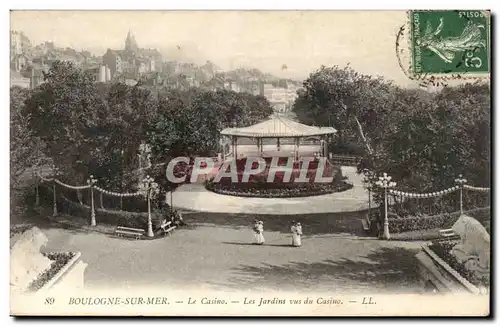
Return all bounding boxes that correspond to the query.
[370,207,490,234]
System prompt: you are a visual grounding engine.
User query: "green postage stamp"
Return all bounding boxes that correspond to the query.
[410,10,490,75]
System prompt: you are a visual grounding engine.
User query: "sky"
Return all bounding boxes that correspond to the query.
[11,11,415,86]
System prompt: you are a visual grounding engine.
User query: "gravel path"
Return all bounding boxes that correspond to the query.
[41,224,425,293]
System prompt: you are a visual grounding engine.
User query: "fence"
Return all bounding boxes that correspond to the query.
[36,170,159,238]
[329,155,361,167]
[372,173,490,239]
[33,157,223,236]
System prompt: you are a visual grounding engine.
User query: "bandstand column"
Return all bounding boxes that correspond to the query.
[295,137,300,160]
[232,136,238,158]
[277,137,281,152]
[322,136,328,157]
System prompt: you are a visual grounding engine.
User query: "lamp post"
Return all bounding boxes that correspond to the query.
[454,174,467,215]
[33,163,40,206]
[52,165,59,217]
[142,175,159,238]
[87,175,97,226]
[375,173,396,240]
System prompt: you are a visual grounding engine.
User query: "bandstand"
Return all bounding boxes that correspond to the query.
[220,115,337,160]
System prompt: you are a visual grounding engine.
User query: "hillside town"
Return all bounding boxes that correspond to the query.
[10,30,301,113]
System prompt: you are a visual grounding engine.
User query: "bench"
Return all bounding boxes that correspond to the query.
[160,221,177,236]
[115,226,145,240]
[439,228,459,239]
[361,217,371,232]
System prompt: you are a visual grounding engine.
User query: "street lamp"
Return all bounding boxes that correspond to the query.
[454,174,467,215]
[52,165,59,217]
[363,169,375,215]
[87,175,98,226]
[375,173,396,240]
[142,175,159,238]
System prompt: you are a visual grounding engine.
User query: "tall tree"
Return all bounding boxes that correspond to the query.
[10,86,46,187]
[23,61,108,184]
[293,65,395,156]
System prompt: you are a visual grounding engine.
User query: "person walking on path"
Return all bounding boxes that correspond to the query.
[252,220,260,244]
[291,222,303,247]
[253,220,265,245]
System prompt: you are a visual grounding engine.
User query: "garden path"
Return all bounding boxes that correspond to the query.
[166,166,375,215]
[41,224,425,293]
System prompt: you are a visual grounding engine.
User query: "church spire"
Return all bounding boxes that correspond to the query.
[125,30,138,53]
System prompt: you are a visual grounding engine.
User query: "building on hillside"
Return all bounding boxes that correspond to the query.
[10,69,31,88]
[32,41,56,56]
[162,61,178,75]
[10,31,32,58]
[58,54,82,68]
[11,53,31,72]
[29,64,49,89]
[102,49,124,78]
[103,31,162,79]
[223,80,241,92]
[185,75,201,87]
[140,72,163,86]
[259,82,299,113]
[85,65,112,83]
[199,60,223,80]
[140,48,162,72]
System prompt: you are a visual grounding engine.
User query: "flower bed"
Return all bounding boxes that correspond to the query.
[205,157,352,198]
[206,179,353,198]
[428,240,490,288]
[26,252,76,292]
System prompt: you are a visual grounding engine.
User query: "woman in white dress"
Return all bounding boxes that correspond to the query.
[292,222,302,247]
[255,221,265,245]
[290,221,297,246]
[252,220,260,244]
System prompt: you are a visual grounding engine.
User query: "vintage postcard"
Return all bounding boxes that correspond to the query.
[9,10,491,316]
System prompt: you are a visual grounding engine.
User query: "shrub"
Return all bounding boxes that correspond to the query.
[371,207,490,234]
[388,213,456,233]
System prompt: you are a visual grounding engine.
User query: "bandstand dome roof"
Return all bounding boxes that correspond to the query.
[220,115,337,138]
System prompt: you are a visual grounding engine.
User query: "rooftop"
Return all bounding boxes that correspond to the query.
[220,115,337,138]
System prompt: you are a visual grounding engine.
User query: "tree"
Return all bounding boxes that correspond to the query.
[98,82,159,189]
[240,93,274,125]
[23,61,109,184]
[362,82,490,192]
[146,88,273,164]
[293,65,396,156]
[294,64,490,197]
[10,86,46,187]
